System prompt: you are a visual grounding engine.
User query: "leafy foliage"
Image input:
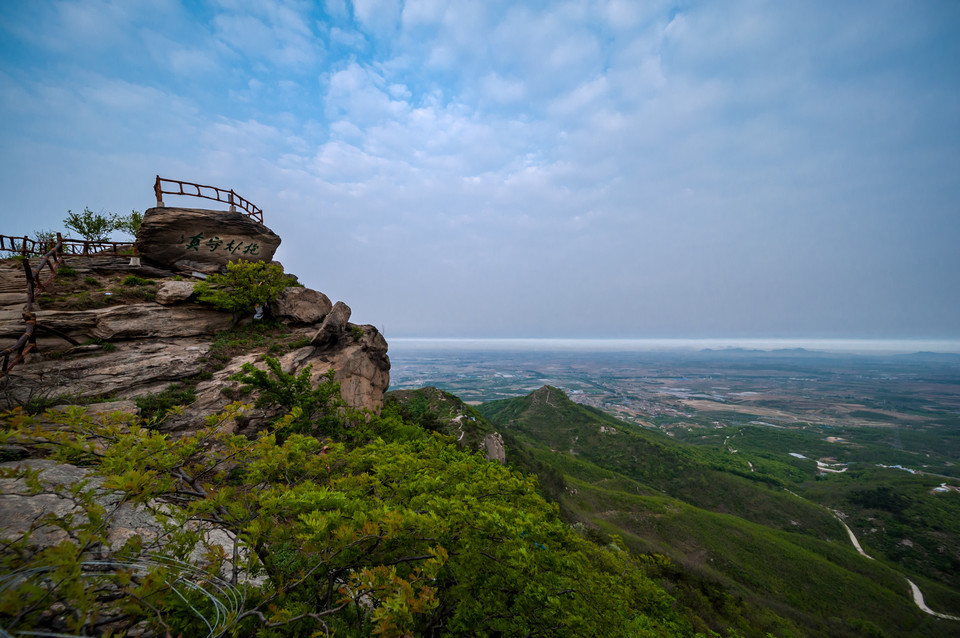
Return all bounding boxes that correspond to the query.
[64,207,119,242]
[232,356,344,440]
[61,208,142,242]
[194,260,288,318]
[134,383,197,424]
[0,375,697,637]
[112,210,143,237]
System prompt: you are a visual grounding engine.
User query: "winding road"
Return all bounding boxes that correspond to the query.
[830,509,960,622]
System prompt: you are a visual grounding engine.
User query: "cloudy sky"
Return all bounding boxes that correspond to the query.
[1,1,958,339]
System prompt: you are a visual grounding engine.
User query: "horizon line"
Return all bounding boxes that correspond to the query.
[387,337,960,355]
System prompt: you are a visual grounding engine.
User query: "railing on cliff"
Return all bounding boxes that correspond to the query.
[154,175,264,224]
[0,234,135,258]
[1,234,79,378]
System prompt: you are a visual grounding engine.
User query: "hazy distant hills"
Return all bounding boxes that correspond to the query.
[696,347,960,364]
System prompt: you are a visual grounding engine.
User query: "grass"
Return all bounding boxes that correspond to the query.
[36,270,160,310]
[121,275,152,286]
[207,322,316,369]
[135,384,197,423]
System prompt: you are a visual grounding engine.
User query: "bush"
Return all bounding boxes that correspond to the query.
[194,260,288,318]
[232,356,344,440]
[121,275,152,287]
[0,397,688,638]
[62,208,143,242]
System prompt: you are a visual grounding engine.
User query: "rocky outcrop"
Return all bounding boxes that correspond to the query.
[136,207,281,271]
[312,301,351,347]
[163,323,390,434]
[271,287,332,324]
[483,432,506,464]
[155,279,196,304]
[0,257,390,423]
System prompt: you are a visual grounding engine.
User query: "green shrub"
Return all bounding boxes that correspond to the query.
[194,260,287,318]
[121,275,152,287]
[135,384,197,423]
[231,356,343,440]
[57,265,78,278]
[288,337,312,350]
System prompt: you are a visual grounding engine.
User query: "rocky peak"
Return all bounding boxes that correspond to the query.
[1,213,389,435]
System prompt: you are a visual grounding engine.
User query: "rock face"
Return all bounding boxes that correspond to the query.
[155,280,196,305]
[136,207,281,271]
[271,287,332,324]
[483,432,506,464]
[312,301,352,347]
[0,458,252,584]
[0,254,390,423]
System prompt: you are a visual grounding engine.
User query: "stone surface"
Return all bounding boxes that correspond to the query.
[1,304,231,342]
[165,324,391,433]
[155,280,197,305]
[2,338,212,406]
[91,304,233,340]
[136,207,281,270]
[271,287,332,324]
[0,459,256,584]
[312,300,352,347]
[483,432,506,464]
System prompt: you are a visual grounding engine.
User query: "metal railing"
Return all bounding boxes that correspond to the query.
[1,235,79,377]
[154,175,263,223]
[0,234,134,258]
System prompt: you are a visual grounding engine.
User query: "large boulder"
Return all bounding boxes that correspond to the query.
[136,207,281,271]
[312,301,351,347]
[155,280,197,305]
[272,287,333,324]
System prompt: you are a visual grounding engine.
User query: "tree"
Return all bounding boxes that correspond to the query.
[63,207,119,242]
[112,210,143,238]
[194,260,289,319]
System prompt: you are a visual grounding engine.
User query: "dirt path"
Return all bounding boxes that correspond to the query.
[830,509,960,622]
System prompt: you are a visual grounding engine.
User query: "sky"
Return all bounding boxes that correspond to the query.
[1,0,958,340]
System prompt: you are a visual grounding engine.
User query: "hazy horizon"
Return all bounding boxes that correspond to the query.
[389,336,960,355]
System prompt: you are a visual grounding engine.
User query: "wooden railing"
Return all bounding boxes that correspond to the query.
[154,175,263,223]
[0,234,134,258]
[1,235,79,377]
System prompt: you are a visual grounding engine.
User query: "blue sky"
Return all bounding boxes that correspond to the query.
[1,1,958,339]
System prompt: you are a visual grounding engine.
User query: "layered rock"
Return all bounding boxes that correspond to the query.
[136,207,281,271]
[0,259,390,423]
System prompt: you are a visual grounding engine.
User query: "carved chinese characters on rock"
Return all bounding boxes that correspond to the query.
[180,233,261,256]
[136,207,281,271]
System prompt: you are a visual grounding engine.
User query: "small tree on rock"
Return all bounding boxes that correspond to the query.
[194,260,288,319]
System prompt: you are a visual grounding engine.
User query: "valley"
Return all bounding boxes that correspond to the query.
[388,342,960,636]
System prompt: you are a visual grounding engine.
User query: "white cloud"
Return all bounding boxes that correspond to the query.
[351,0,401,35]
[212,1,323,69]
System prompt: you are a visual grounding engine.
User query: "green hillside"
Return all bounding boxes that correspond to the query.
[478,386,957,638]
